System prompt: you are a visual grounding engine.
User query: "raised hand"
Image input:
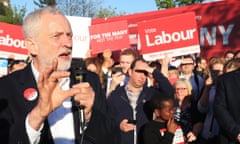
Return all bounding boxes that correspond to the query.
[167,116,178,134]
[72,82,95,120]
[120,119,136,132]
[28,59,80,130]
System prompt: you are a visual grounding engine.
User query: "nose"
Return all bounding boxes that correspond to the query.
[62,34,73,49]
[170,109,175,115]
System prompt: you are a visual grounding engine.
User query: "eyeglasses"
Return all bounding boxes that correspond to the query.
[175,88,187,91]
[134,69,148,76]
[180,63,194,66]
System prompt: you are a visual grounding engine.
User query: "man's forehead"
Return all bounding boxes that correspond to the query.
[120,54,134,59]
[181,58,194,64]
[134,60,145,67]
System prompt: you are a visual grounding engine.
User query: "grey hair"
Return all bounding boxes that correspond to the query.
[22,7,64,38]
[173,78,193,95]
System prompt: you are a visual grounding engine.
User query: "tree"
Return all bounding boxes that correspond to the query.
[0,2,26,24]
[155,0,201,9]
[34,0,126,18]
[56,0,103,17]
[96,6,126,18]
[11,5,26,24]
[0,2,6,15]
[34,0,57,8]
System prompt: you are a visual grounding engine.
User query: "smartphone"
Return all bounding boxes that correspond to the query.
[127,119,137,125]
[210,70,220,83]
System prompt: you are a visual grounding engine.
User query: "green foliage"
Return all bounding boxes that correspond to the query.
[0,2,6,15]
[0,2,26,25]
[96,6,126,18]
[11,6,26,24]
[32,0,125,18]
[155,0,175,9]
[155,0,201,9]
[34,0,57,8]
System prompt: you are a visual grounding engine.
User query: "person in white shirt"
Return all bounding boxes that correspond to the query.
[0,7,117,144]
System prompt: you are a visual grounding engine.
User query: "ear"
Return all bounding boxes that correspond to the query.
[154,109,161,117]
[24,38,38,56]
[128,69,132,76]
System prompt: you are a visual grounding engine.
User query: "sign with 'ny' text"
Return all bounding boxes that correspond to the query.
[138,12,200,61]
[89,20,130,55]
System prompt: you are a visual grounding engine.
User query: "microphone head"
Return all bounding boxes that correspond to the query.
[72,58,86,83]
[72,58,86,70]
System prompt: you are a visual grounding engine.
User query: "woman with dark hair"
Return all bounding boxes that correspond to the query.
[85,57,105,89]
[198,56,225,144]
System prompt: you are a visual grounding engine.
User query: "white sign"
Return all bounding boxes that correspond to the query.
[66,16,91,58]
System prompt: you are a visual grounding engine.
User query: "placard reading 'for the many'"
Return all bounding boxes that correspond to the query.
[138,12,200,61]
[89,20,130,55]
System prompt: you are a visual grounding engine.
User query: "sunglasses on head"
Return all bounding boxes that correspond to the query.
[14,60,25,64]
[180,63,194,66]
[134,69,148,76]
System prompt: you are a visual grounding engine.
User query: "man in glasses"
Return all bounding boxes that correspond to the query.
[107,57,174,144]
[179,55,204,101]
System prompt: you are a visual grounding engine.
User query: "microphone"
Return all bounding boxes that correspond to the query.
[73,58,87,134]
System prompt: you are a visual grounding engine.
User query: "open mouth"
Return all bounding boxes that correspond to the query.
[58,51,71,60]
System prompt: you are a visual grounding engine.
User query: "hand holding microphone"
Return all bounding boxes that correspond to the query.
[73,83,94,120]
[72,59,95,134]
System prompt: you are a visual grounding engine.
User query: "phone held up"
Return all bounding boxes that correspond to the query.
[127,119,137,125]
[112,66,123,74]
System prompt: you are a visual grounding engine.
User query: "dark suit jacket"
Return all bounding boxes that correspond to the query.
[0,64,117,144]
[214,69,240,144]
[107,70,174,144]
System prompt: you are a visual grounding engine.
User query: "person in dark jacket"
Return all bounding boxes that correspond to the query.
[214,68,240,144]
[0,7,117,144]
[143,94,183,144]
[107,57,174,144]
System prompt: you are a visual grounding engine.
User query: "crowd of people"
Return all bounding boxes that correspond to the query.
[0,6,240,144]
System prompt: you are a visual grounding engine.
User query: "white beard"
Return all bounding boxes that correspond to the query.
[57,59,72,71]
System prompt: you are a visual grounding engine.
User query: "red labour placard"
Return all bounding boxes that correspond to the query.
[89,20,130,55]
[0,22,28,59]
[138,12,200,61]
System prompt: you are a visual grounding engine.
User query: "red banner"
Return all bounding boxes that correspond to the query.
[89,20,130,55]
[138,12,200,61]
[0,22,28,59]
[92,0,240,60]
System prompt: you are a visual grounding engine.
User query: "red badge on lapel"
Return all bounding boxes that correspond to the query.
[23,88,38,101]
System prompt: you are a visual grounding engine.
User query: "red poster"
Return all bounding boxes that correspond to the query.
[92,1,240,60]
[138,12,200,61]
[0,22,28,59]
[89,20,130,55]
